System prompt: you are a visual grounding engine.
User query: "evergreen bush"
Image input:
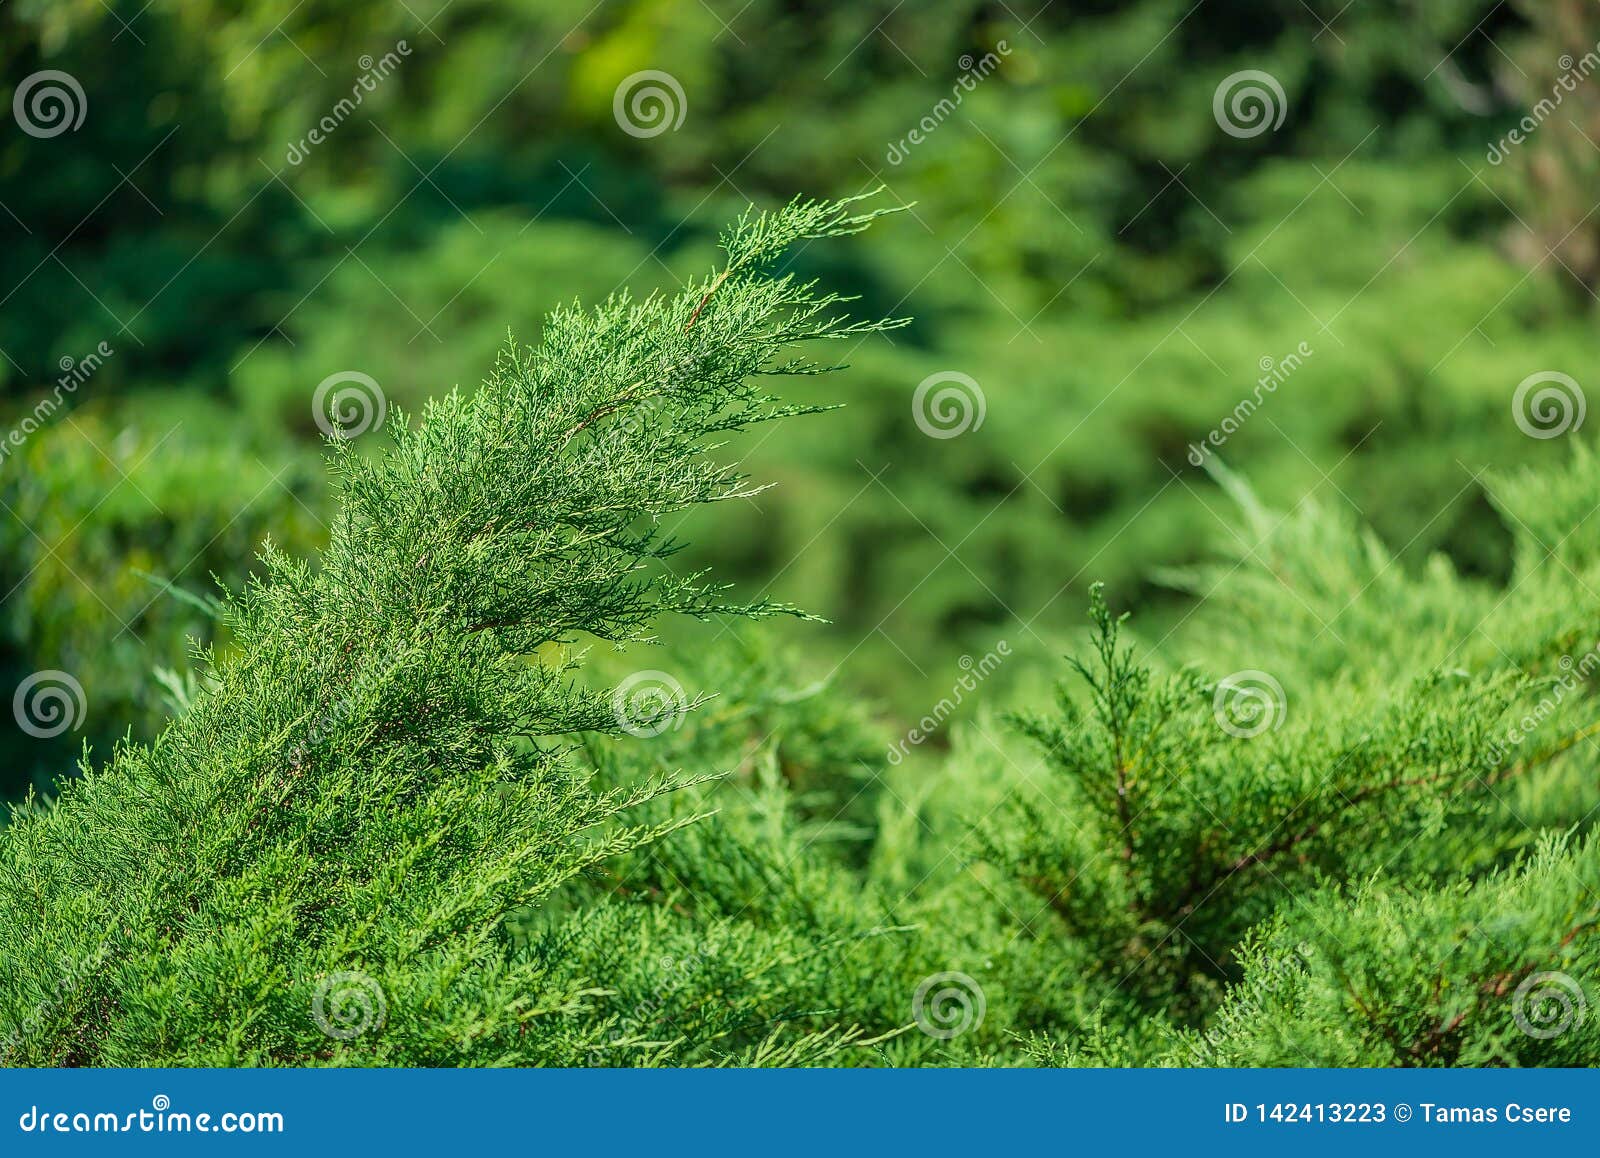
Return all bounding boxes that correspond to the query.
[3,195,1596,1067]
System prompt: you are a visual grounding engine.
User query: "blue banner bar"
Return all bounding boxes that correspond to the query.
[2,1069,1595,1154]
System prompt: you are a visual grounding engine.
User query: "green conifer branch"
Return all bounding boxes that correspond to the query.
[0,193,905,1065]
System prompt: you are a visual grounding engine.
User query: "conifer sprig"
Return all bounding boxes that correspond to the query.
[0,193,904,1065]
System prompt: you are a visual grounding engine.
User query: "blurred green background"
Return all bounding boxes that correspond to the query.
[2,0,1594,799]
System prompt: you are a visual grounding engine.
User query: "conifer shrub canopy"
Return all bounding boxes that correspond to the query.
[0,194,911,1066]
[2,195,1597,1068]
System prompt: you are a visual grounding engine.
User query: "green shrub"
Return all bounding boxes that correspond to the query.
[0,194,915,1066]
[3,197,1596,1068]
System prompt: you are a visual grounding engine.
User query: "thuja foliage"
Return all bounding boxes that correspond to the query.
[4,195,1599,1067]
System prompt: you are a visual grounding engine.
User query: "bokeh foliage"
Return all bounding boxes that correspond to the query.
[3,1,1578,782]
